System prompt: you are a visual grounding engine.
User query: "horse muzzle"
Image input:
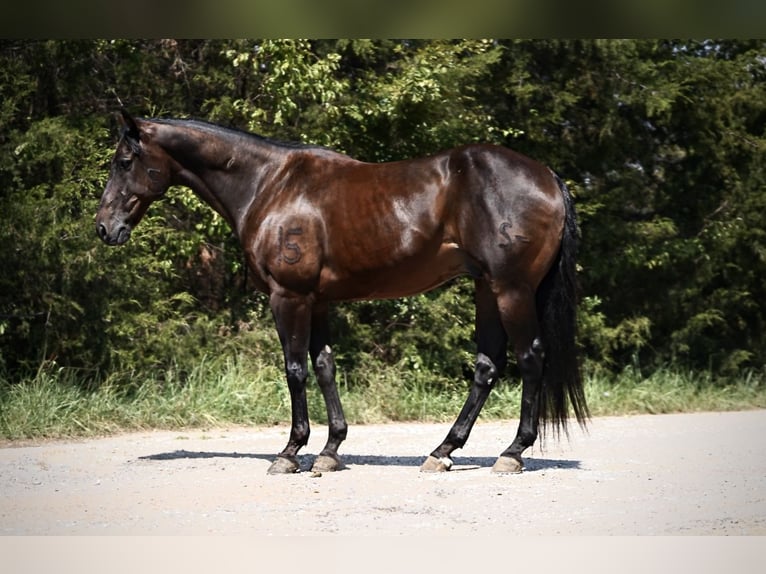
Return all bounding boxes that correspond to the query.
[96,221,131,245]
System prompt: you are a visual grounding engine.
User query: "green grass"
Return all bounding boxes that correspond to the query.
[584,365,766,415]
[1,356,765,441]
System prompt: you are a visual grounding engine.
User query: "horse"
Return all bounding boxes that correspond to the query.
[96,109,588,475]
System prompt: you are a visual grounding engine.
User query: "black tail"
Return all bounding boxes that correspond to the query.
[536,174,589,436]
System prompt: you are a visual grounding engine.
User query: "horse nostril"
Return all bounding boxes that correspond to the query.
[97,223,107,241]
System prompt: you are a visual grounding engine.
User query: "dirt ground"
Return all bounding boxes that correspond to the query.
[1,410,765,535]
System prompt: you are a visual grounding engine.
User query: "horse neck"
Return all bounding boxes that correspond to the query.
[153,120,281,236]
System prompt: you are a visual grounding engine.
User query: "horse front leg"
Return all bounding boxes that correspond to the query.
[308,304,348,472]
[267,293,313,475]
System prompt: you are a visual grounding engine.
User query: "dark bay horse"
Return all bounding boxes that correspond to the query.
[96,110,588,475]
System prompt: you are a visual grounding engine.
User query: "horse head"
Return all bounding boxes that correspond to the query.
[95,109,173,245]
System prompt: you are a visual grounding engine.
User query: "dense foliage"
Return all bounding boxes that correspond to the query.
[1,39,764,390]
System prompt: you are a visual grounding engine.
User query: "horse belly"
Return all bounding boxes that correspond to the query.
[320,241,474,301]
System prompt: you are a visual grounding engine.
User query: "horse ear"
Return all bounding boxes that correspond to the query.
[118,108,141,144]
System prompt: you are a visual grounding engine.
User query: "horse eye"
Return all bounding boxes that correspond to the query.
[118,158,133,171]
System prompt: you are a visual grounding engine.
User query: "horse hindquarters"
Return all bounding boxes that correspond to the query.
[422,155,586,472]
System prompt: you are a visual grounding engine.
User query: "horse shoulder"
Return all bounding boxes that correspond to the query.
[243,198,327,296]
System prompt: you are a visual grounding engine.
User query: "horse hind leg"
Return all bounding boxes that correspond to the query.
[420,278,508,472]
[491,286,544,474]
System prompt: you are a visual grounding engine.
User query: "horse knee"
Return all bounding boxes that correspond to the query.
[286,360,308,388]
[313,345,336,386]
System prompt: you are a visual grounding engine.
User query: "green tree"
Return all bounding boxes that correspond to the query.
[1,39,764,387]
[486,39,766,373]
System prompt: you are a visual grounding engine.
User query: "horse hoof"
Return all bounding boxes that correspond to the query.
[312,454,343,472]
[491,455,523,474]
[420,455,453,472]
[267,456,300,475]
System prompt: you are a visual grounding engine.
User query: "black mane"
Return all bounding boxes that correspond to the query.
[150,117,325,152]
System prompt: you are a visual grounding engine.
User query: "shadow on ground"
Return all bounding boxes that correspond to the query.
[138,450,580,472]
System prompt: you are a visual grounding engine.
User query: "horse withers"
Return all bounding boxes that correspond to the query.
[96,110,588,475]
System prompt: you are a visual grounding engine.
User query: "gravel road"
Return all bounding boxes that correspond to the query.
[2,410,765,535]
